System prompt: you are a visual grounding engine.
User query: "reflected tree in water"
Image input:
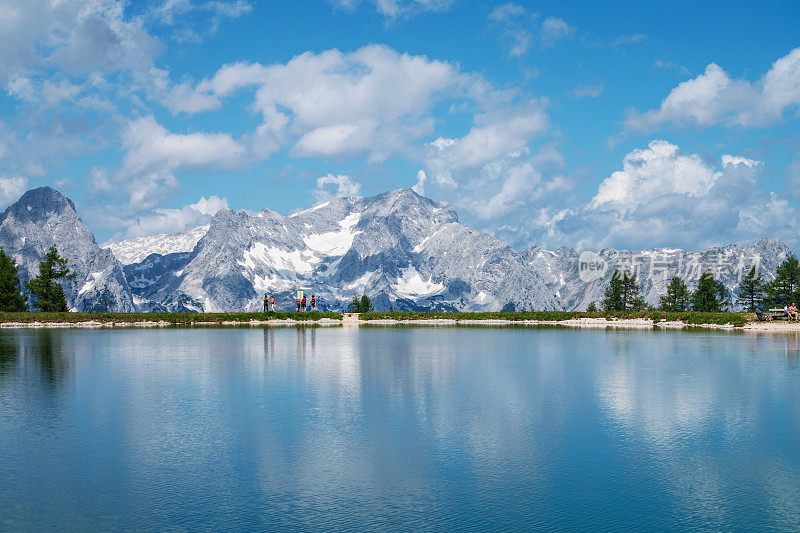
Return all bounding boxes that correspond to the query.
[31,330,68,386]
[0,333,19,377]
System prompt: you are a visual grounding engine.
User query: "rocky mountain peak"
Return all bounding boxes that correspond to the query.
[3,186,77,224]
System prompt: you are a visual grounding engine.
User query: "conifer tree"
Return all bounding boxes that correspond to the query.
[737,266,765,312]
[602,270,625,311]
[586,302,597,312]
[603,270,645,311]
[359,295,374,313]
[659,276,691,311]
[347,294,374,313]
[25,246,73,312]
[691,272,729,312]
[766,255,800,307]
[0,248,26,312]
[623,272,647,311]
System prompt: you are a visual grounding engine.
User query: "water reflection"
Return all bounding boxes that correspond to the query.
[0,327,799,531]
[0,333,17,376]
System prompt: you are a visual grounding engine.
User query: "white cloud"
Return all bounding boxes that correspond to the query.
[545,140,797,250]
[6,76,35,102]
[190,195,228,216]
[460,145,569,221]
[149,0,252,43]
[591,140,718,211]
[488,5,574,56]
[120,116,245,178]
[572,84,604,99]
[625,47,800,132]
[424,100,549,181]
[412,169,427,195]
[488,3,533,57]
[0,0,160,77]
[115,195,228,239]
[171,45,476,161]
[88,116,246,215]
[0,176,29,208]
[315,174,362,201]
[329,0,454,19]
[540,17,574,47]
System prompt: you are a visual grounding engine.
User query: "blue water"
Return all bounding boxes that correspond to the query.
[1,327,799,531]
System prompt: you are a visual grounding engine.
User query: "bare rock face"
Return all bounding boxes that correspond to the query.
[523,238,791,310]
[99,187,794,313]
[0,187,135,311]
[111,188,560,312]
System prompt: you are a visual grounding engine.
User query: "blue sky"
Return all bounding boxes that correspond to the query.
[1,0,800,250]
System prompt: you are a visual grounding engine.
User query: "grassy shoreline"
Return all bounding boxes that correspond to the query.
[0,310,753,327]
[0,311,342,324]
[359,311,752,326]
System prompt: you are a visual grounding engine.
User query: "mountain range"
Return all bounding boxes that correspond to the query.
[1,186,791,312]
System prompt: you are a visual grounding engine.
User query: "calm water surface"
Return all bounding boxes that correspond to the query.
[1,327,799,531]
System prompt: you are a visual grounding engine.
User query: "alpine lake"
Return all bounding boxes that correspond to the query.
[1,325,799,531]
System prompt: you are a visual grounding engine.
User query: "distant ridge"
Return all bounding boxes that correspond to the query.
[0,186,790,312]
[103,187,790,312]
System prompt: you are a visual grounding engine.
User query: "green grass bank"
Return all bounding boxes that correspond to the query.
[0,310,753,327]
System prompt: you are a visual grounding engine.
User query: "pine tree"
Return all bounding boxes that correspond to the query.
[623,272,647,311]
[602,270,625,311]
[348,295,360,312]
[0,249,26,311]
[602,270,645,311]
[691,272,729,312]
[659,276,691,311]
[348,294,374,313]
[586,302,598,312]
[25,246,73,312]
[359,295,374,313]
[737,266,765,312]
[766,255,800,307]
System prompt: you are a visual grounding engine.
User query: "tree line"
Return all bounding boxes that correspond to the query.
[0,246,73,312]
[588,255,800,313]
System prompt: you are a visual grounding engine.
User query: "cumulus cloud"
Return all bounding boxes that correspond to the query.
[590,140,719,211]
[544,140,798,250]
[120,116,245,178]
[625,47,800,132]
[0,176,29,208]
[87,116,246,217]
[424,100,549,183]
[314,174,362,201]
[412,169,427,195]
[114,195,229,239]
[169,45,478,161]
[0,0,160,77]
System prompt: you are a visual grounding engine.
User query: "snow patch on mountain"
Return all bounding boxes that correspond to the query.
[392,264,445,298]
[303,212,362,256]
[105,224,209,265]
[240,242,320,275]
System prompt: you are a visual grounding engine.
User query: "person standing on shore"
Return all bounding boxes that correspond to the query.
[310,295,316,312]
[296,296,301,312]
[263,293,268,312]
[301,295,307,312]
[269,295,275,312]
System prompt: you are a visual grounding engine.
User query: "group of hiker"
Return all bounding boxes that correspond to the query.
[262,293,317,312]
